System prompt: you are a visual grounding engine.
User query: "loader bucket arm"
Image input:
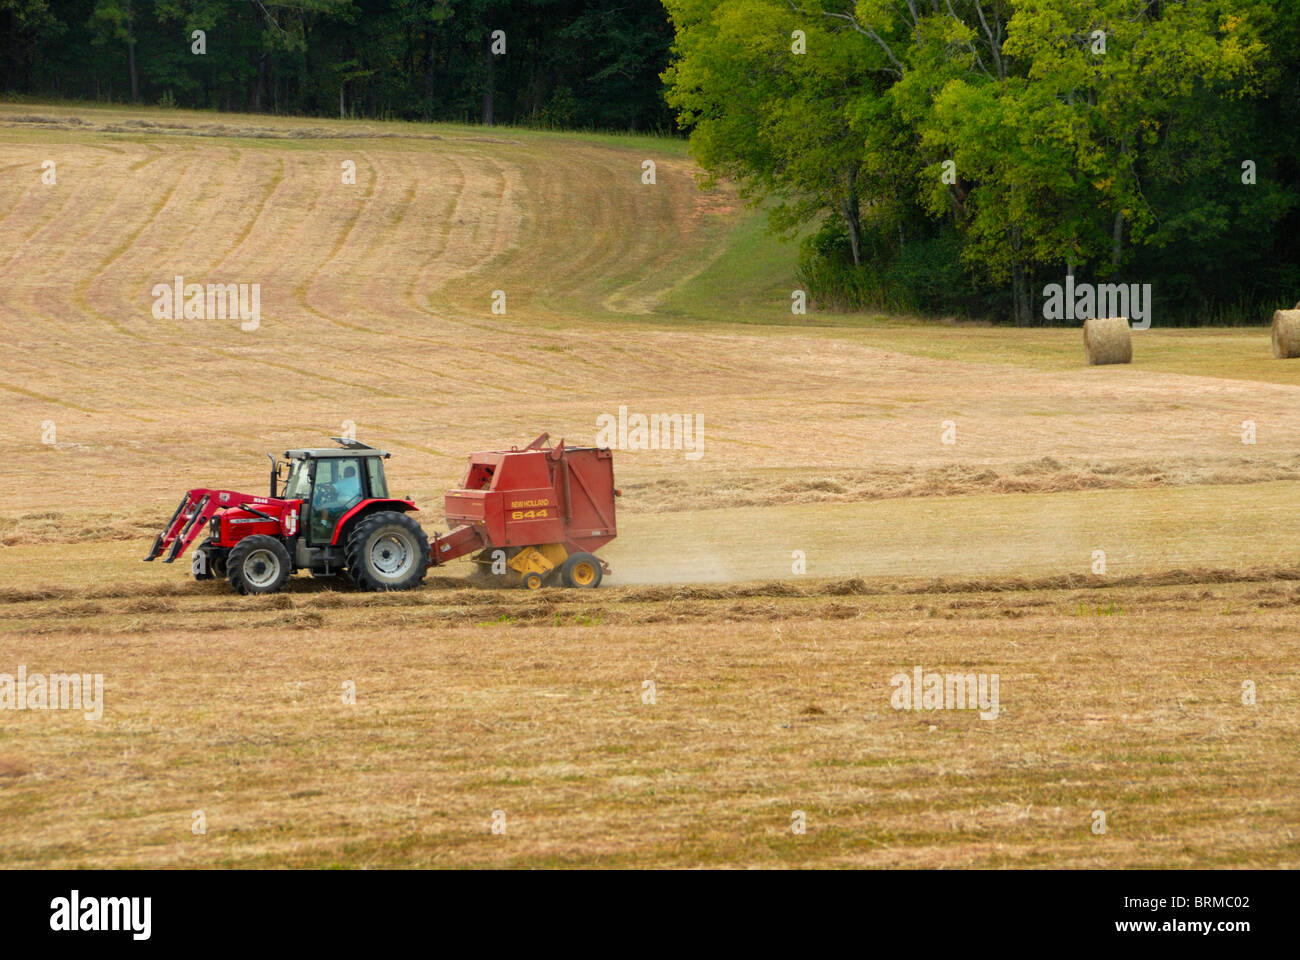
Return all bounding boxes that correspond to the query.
[142,489,264,563]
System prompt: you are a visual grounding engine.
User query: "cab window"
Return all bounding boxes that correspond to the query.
[309,457,365,542]
[284,460,313,500]
[366,458,388,498]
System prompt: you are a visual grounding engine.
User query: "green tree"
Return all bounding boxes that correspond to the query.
[90,0,140,101]
[663,0,898,265]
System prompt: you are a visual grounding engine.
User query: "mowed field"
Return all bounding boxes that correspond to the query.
[1,103,1298,867]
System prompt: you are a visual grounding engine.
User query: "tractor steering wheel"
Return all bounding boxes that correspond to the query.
[315,482,337,504]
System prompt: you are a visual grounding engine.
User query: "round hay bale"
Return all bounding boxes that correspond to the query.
[1272,310,1300,359]
[1083,316,1132,366]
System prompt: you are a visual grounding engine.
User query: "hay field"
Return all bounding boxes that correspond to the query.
[1,104,1298,868]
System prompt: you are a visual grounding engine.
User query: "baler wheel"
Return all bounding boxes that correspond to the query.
[226,535,292,595]
[345,511,430,592]
[561,552,602,589]
[522,571,545,590]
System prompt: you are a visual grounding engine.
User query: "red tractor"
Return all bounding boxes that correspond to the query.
[144,434,617,594]
[144,437,428,594]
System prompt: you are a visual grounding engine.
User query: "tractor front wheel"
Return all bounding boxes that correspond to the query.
[226,536,292,595]
[560,552,603,589]
[192,538,217,580]
[345,511,430,592]
[193,538,227,580]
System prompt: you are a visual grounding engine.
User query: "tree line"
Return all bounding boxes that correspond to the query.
[2,0,675,130]
[662,0,1300,325]
[6,0,1297,325]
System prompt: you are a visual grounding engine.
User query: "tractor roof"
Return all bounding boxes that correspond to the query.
[284,448,390,460]
[284,437,390,460]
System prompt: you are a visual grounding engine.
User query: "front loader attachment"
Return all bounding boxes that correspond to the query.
[143,490,215,562]
[142,489,248,563]
[143,493,190,561]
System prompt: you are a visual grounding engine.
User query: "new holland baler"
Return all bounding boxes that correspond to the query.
[431,433,619,589]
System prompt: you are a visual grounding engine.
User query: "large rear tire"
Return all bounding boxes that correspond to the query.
[345,511,430,592]
[226,535,292,595]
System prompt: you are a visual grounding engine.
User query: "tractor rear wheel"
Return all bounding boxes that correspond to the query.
[560,552,603,589]
[345,511,430,592]
[226,535,292,595]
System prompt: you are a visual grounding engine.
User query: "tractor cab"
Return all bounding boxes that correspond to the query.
[145,436,427,595]
[274,438,393,545]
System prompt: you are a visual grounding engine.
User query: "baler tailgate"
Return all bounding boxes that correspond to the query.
[566,456,614,532]
[559,447,617,547]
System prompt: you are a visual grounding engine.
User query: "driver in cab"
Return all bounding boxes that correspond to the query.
[312,463,363,538]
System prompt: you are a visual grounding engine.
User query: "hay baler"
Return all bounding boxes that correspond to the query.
[142,433,617,594]
[431,433,618,590]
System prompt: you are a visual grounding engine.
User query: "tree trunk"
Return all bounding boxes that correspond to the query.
[425,33,435,108]
[4,9,19,93]
[339,81,345,119]
[126,9,139,103]
[842,170,862,267]
[1012,261,1032,326]
[482,37,495,125]
[1010,219,1032,325]
[1111,135,1129,270]
[253,52,268,112]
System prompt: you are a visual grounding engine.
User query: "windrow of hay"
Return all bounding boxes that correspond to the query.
[1084,316,1132,365]
[613,455,1300,514]
[1271,309,1300,358]
[8,566,1300,618]
[9,571,1300,637]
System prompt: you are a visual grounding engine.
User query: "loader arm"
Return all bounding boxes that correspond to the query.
[143,489,271,563]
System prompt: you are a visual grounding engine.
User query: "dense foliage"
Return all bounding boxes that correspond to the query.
[1,0,675,130]
[663,0,1300,325]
